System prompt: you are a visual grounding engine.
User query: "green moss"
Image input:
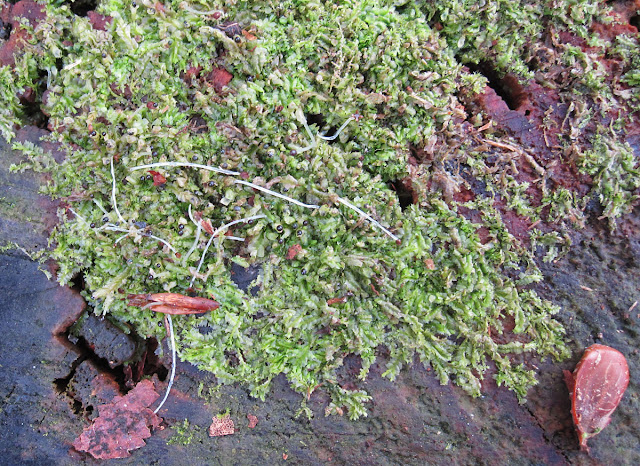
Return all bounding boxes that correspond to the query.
[579,132,640,228]
[3,0,638,419]
[167,419,197,446]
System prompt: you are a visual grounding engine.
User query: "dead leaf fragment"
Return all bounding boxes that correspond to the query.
[72,379,161,459]
[209,414,235,437]
[205,67,233,94]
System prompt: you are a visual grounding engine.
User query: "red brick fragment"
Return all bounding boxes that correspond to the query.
[209,414,235,437]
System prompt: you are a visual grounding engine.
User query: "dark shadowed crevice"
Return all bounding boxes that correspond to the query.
[53,272,169,414]
[304,112,338,143]
[388,178,417,211]
[17,69,49,129]
[630,15,640,31]
[467,62,528,111]
[230,261,262,296]
[425,9,443,31]
[65,0,98,17]
[0,19,12,40]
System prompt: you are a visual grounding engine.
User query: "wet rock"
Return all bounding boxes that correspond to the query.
[0,126,63,253]
[68,360,122,418]
[0,253,86,464]
[70,313,139,369]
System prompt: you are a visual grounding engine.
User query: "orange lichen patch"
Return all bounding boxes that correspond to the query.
[72,380,161,459]
[208,414,235,437]
[286,244,303,260]
[148,170,166,187]
[247,414,258,429]
[242,29,257,41]
[327,296,347,306]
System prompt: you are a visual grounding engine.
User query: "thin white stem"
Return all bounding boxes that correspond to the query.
[335,196,400,241]
[293,119,317,153]
[104,225,129,233]
[141,302,164,311]
[93,199,109,216]
[190,234,215,288]
[190,214,266,287]
[110,156,126,224]
[181,5,219,16]
[115,233,129,244]
[184,205,203,263]
[225,236,245,242]
[146,233,177,253]
[68,207,89,225]
[107,225,176,253]
[130,161,239,176]
[318,116,354,141]
[154,314,175,414]
[234,180,319,209]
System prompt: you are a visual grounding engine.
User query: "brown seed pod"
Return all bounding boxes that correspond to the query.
[563,344,630,452]
[127,293,219,314]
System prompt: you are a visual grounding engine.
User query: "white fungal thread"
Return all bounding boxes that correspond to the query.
[335,196,399,241]
[190,214,266,287]
[111,156,127,224]
[183,204,203,264]
[317,115,355,141]
[234,180,320,209]
[130,161,240,176]
[153,314,175,414]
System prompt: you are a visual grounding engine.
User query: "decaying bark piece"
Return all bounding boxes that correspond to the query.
[563,344,630,452]
[72,379,161,459]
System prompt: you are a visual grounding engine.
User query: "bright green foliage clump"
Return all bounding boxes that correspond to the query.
[579,134,640,227]
[6,0,638,418]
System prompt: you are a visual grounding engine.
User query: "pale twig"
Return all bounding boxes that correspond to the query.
[234,180,320,209]
[110,156,126,224]
[335,197,399,241]
[190,214,266,287]
[104,225,129,233]
[292,119,318,153]
[153,314,175,414]
[317,115,355,141]
[130,161,240,176]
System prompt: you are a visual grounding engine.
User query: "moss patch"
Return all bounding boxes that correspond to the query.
[2,0,639,418]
